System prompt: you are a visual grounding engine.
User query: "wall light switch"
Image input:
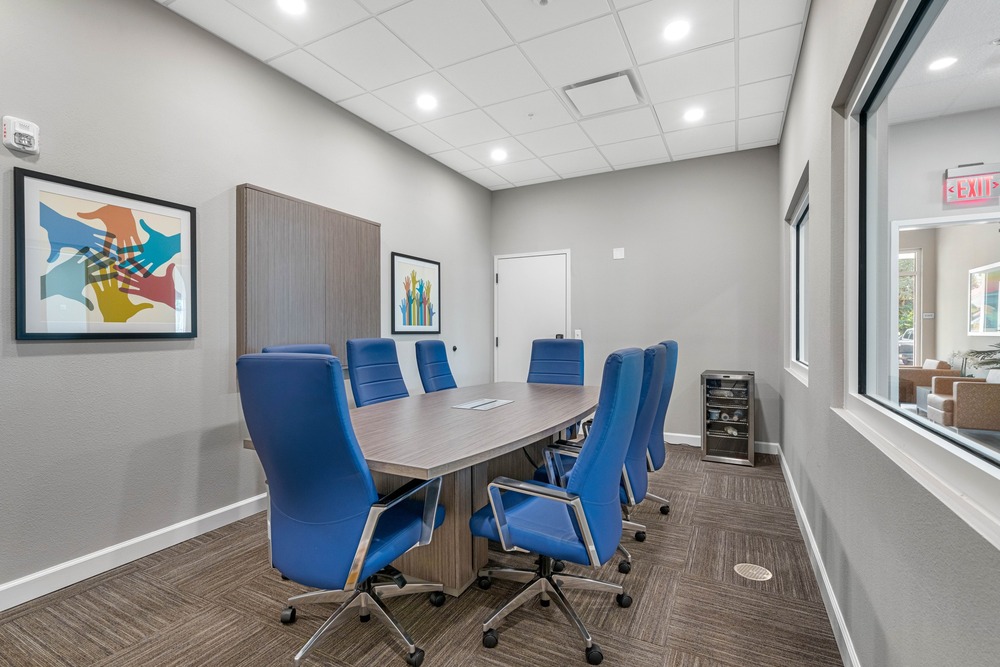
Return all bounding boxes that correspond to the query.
[612,247,625,260]
[574,329,582,339]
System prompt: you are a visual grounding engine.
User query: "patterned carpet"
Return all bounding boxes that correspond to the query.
[0,444,842,666]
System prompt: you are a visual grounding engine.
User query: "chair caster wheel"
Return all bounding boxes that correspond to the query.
[360,613,371,623]
[280,606,296,624]
[586,643,604,665]
[618,560,631,574]
[634,531,646,542]
[405,648,425,666]
[428,591,446,607]
[660,505,670,515]
[540,598,550,607]
[483,629,499,648]
[553,560,566,573]
[477,576,492,590]
[616,593,633,608]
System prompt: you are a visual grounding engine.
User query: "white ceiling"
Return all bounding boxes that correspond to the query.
[160,0,808,189]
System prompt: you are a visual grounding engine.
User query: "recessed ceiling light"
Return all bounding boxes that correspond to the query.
[490,148,508,162]
[416,94,438,111]
[663,20,691,41]
[683,107,705,123]
[277,0,307,16]
[928,56,957,71]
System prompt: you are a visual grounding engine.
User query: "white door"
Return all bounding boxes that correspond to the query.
[494,250,571,382]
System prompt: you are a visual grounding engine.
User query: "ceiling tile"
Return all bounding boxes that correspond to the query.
[492,159,558,184]
[483,0,612,42]
[739,24,801,84]
[600,136,669,166]
[739,139,779,151]
[516,124,595,157]
[674,146,732,161]
[269,50,363,102]
[228,0,369,45]
[543,148,610,176]
[640,42,736,103]
[619,0,734,64]
[485,91,574,135]
[169,0,294,60]
[614,157,671,171]
[946,69,1000,115]
[380,0,511,68]
[355,0,407,13]
[517,174,563,186]
[424,110,508,147]
[441,47,548,107]
[581,107,660,145]
[391,125,453,154]
[463,137,535,166]
[307,19,431,90]
[653,87,735,133]
[430,149,483,172]
[738,76,790,118]
[738,112,783,143]
[665,121,735,155]
[338,93,414,131]
[740,0,808,37]
[611,0,649,8]
[886,76,968,124]
[462,168,511,189]
[566,74,639,116]
[521,15,633,87]
[374,72,475,122]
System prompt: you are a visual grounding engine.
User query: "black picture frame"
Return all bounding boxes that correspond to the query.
[390,252,440,334]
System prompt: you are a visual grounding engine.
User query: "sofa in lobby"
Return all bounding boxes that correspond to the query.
[898,359,960,405]
[926,370,1000,430]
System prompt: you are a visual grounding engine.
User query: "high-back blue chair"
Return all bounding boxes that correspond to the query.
[469,348,643,664]
[526,338,584,385]
[346,338,410,407]
[645,339,679,515]
[262,343,331,354]
[237,353,445,666]
[415,340,457,393]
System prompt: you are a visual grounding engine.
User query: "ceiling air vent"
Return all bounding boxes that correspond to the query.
[563,71,643,117]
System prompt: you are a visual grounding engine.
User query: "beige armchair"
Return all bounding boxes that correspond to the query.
[898,359,960,404]
[926,370,1000,430]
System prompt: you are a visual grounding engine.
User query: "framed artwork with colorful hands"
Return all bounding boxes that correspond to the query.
[14,168,197,340]
[391,252,440,334]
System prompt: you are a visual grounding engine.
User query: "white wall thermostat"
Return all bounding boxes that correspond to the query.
[3,116,40,155]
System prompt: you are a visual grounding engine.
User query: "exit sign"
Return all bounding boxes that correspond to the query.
[944,163,1000,203]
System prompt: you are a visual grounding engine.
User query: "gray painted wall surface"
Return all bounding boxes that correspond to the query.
[779,1,1000,665]
[0,0,493,582]
[491,151,783,443]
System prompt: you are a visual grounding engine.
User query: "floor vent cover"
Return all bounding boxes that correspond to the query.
[734,563,773,581]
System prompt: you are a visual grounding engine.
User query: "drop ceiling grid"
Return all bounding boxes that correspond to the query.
[164,0,810,189]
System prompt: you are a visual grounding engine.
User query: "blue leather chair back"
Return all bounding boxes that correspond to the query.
[262,343,331,354]
[527,338,584,385]
[237,353,378,590]
[415,340,457,393]
[346,338,410,407]
[565,348,642,564]
[647,340,679,471]
[621,345,666,505]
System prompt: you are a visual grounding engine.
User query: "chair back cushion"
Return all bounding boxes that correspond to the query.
[262,343,331,355]
[527,338,585,385]
[237,353,378,589]
[647,340,679,471]
[923,359,951,369]
[988,369,1000,384]
[415,340,457,393]
[565,348,643,563]
[346,338,410,407]
[621,345,666,505]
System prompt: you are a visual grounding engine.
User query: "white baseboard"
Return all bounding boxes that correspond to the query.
[778,447,860,667]
[0,493,267,612]
[665,432,781,455]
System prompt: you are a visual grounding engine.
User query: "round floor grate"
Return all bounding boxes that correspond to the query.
[734,563,773,581]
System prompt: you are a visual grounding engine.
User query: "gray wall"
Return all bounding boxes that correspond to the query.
[491,150,783,444]
[0,0,493,584]
[779,0,1000,665]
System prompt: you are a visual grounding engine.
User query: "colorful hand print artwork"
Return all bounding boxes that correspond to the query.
[391,252,440,334]
[15,168,197,339]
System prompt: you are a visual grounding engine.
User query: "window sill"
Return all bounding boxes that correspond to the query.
[837,393,1000,551]
[786,361,809,387]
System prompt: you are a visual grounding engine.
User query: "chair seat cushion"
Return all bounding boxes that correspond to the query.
[469,483,591,565]
[361,501,445,583]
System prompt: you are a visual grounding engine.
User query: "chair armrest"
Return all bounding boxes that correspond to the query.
[953,382,1000,430]
[931,376,984,394]
[487,477,600,568]
[345,477,443,588]
[543,443,581,486]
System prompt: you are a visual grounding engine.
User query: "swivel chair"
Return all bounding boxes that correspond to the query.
[469,348,643,665]
[262,343,331,354]
[414,340,457,393]
[527,338,584,385]
[237,353,445,666]
[644,340,679,515]
[346,338,410,407]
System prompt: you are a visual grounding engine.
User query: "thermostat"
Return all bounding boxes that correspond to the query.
[3,116,39,154]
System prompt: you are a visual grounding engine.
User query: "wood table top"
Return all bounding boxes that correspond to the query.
[351,382,599,479]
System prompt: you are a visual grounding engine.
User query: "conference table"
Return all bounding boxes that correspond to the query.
[349,381,599,596]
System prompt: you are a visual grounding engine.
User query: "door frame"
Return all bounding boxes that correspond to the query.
[493,249,572,381]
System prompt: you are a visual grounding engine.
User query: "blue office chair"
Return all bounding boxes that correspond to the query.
[262,343,332,354]
[346,338,410,407]
[415,340,457,393]
[645,340,679,515]
[237,353,445,666]
[469,348,643,665]
[527,338,585,385]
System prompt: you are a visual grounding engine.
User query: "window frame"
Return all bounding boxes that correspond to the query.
[795,202,810,368]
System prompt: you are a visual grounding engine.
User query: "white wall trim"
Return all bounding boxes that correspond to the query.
[778,446,861,667]
[666,432,780,455]
[0,494,267,612]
